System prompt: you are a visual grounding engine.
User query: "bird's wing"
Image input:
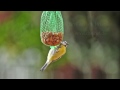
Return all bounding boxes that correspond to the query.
[47,48,57,60]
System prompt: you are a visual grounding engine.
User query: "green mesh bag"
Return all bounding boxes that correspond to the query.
[40,11,64,47]
[40,11,64,33]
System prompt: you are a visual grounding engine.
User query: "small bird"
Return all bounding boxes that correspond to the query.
[40,41,68,71]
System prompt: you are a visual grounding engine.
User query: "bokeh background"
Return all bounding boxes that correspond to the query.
[0,11,119,79]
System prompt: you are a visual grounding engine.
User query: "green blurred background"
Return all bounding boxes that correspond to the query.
[0,11,119,79]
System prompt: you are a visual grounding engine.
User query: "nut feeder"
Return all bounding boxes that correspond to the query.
[40,11,64,47]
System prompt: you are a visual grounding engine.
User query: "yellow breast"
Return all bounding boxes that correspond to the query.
[50,45,66,61]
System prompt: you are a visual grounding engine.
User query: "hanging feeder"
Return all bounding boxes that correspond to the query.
[40,11,64,46]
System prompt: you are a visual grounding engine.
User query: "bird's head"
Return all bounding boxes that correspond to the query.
[60,41,69,47]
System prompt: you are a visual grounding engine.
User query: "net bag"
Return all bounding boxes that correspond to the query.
[40,11,64,46]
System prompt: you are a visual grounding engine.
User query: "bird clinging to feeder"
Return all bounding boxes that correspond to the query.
[40,11,68,71]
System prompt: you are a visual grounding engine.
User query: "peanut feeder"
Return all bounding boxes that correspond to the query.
[40,11,64,46]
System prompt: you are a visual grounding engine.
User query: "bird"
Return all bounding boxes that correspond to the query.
[40,41,68,71]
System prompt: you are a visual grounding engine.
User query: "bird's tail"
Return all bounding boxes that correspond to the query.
[40,61,51,71]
